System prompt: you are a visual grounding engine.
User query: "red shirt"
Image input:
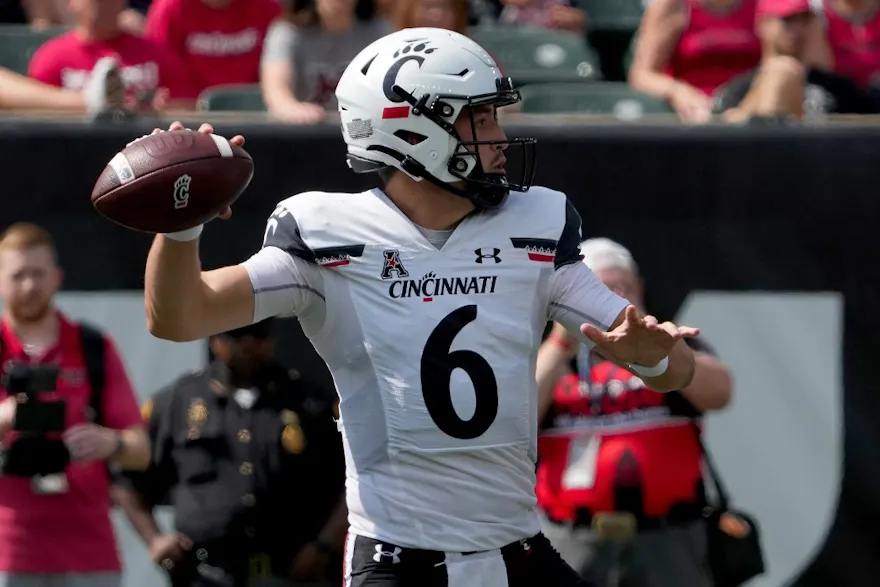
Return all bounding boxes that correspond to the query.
[823,0,880,89]
[667,0,762,95]
[0,313,143,573]
[28,30,197,100]
[537,362,703,520]
[145,0,281,96]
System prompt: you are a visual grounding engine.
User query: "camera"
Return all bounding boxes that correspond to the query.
[0,362,70,479]
[2,362,66,433]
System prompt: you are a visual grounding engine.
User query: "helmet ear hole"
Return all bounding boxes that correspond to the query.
[393,130,428,146]
[432,101,455,118]
[450,156,469,173]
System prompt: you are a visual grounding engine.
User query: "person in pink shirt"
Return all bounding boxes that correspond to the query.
[145,0,282,97]
[28,0,198,111]
[0,223,150,587]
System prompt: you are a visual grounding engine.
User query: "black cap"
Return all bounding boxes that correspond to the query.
[219,318,275,340]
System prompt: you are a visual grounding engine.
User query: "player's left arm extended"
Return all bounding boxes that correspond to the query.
[608,307,697,392]
[547,262,696,392]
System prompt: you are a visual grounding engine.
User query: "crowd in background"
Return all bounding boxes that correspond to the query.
[2,0,880,122]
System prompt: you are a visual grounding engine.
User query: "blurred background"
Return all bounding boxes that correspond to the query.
[0,0,878,585]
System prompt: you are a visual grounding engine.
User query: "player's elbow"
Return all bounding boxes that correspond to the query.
[145,311,201,342]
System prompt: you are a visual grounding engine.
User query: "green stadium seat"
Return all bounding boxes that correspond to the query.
[469,26,603,84]
[518,82,672,118]
[622,31,639,75]
[584,0,644,32]
[197,84,266,112]
[0,25,68,75]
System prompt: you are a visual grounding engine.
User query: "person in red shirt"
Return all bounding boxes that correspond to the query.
[144,0,281,98]
[535,238,733,587]
[0,223,150,587]
[818,0,880,89]
[28,0,198,111]
[628,0,830,122]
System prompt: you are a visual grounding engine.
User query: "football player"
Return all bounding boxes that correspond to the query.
[142,27,700,587]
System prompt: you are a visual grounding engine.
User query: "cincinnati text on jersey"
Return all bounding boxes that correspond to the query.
[388,271,499,301]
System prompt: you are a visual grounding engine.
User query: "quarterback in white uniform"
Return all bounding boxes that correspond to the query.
[142,28,699,587]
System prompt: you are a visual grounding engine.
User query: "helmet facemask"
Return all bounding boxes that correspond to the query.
[367,76,537,210]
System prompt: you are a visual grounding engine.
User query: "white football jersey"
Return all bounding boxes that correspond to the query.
[241,186,628,552]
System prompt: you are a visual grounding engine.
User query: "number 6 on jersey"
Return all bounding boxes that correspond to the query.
[420,305,499,440]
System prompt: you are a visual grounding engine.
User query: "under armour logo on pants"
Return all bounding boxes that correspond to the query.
[373,544,403,564]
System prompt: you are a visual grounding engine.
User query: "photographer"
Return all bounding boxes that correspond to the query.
[0,222,150,587]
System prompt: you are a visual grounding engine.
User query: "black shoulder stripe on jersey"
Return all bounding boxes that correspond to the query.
[510,238,558,264]
[263,206,317,263]
[555,199,584,270]
[312,245,366,267]
[510,238,558,251]
[312,245,366,258]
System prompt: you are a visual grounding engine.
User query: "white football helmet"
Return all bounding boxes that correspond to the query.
[336,27,537,209]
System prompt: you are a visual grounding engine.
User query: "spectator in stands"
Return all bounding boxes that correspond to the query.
[118,0,150,34]
[393,0,469,33]
[818,0,880,91]
[144,0,281,99]
[628,0,765,122]
[114,319,347,587]
[261,0,392,124]
[535,238,733,587]
[28,0,197,112]
[1,0,152,33]
[497,0,587,34]
[469,0,503,24]
[0,222,149,587]
[372,0,397,20]
[0,56,125,114]
[713,0,879,121]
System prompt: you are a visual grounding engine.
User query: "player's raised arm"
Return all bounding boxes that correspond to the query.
[547,200,699,392]
[145,122,323,342]
[145,236,255,342]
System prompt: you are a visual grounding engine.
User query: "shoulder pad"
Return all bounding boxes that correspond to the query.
[263,190,371,266]
[500,186,581,270]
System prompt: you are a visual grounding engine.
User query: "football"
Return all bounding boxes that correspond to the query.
[91,130,254,233]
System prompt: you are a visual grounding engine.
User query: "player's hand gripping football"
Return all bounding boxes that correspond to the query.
[580,305,700,367]
[150,121,246,220]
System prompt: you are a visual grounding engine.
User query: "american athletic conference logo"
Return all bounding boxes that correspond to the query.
[373,544,402,564]
[380,249,409,280]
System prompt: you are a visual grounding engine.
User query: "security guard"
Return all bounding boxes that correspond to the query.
[113,319,347,587]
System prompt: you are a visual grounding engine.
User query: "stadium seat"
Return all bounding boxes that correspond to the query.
[622,31,639,75]
[0,25,68,75]
[584,0,644,31]
[197,84,266,111]
[469,26,603,84]
[518,82,673,118]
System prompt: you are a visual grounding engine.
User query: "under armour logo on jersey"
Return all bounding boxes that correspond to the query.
[475,248,501,264]
[373,544,402,564]
[380,249,409,280]
[520,538,533,555]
